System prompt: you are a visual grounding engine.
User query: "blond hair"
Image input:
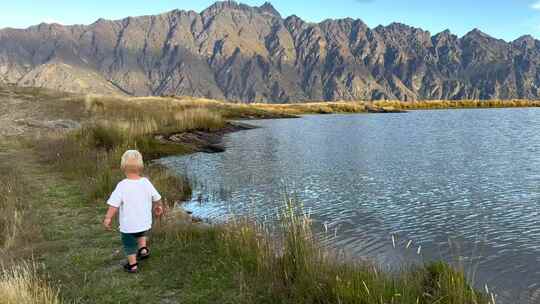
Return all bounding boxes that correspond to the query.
[120,150,144,173]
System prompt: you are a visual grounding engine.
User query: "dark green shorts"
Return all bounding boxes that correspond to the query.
[121,230,148,256]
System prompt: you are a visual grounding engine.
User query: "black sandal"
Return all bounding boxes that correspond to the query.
[123,262,138,273]
[137,247,150,261]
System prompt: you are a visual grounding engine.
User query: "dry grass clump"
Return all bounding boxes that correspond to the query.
[252,101,366,115]
[33,94,235,204]
[0,262,60,304]
[82,93,540,119]
[85,95,225,133]
[0,171,24,252]
[82,94,295,120]
[0,165,39,254]
[170,108,225,133]
[374,99,540,110]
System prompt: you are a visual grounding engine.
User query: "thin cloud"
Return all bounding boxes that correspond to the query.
[531,1,540,10]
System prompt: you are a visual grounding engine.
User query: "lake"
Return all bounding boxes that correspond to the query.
[160,109,540,303]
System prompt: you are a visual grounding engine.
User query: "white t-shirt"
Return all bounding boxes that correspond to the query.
[107,177,162,233]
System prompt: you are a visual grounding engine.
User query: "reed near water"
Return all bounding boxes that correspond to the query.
[0,87,513,303]
[190,193,493,304]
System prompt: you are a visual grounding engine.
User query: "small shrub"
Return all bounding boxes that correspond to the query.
[424,262,488,304]
[85,124,125,151]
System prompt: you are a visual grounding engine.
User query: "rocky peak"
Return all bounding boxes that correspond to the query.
[259,2,281,18]
[513,35,537,49]
[434,29,452,37]
[319,18,358,33]
[203,1,280,18]
[375,22,417,34]
[203,1,248,16]
[374,22,431,47]
[283,15,306,33]
[92,18,108,25]
[432,29,457,44]
[461,28,509,54]
[462,28,493,41]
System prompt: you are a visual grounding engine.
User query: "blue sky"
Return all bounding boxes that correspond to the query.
[2,0,540,41]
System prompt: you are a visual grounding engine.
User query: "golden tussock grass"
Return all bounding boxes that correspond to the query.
[252,101,366,115]
[81,93,540,119]
[33,93,212,205]
[0,262,60,304]
[35,125,192,205]
[373,99,540,110]
[0,164,39,255]
[81,94,296,120]
[0,177,24,252]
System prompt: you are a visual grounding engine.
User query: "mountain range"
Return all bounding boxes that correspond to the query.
[1,1,540,102]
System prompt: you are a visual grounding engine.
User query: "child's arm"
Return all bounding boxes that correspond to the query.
[147,179,164,217]
[103,206,119,231]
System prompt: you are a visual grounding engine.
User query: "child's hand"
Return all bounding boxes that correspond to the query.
[154,205,164,217]
[103,217,113,231]
[103,206,118,231]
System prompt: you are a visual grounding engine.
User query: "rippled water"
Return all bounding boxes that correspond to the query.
[160,109,540,303]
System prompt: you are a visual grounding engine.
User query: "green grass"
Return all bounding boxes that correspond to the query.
[34,182,240,304]
[0,166,27,252]
[0,161,40,255]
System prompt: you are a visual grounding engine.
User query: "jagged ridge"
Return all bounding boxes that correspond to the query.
[0,1,539,102]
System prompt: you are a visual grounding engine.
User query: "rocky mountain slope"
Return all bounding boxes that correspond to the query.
[1,1,540,102]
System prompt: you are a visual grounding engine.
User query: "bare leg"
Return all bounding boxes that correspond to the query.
[127,254,137,268]
[137,237,148,255]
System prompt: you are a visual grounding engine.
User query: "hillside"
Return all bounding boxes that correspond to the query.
[1,1,540,102]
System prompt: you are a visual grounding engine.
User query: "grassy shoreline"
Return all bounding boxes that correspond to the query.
[0,87,500,303]
[84,93,540,116]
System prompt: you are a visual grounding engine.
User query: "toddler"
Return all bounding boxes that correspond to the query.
[103,150,164,273]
